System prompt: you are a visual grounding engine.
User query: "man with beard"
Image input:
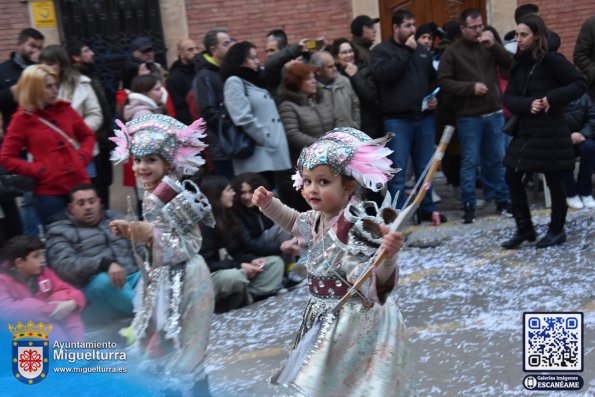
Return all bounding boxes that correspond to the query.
[45,184,141,324]
[67,41,114,208]
[0,28,44,243]
[0,28,44,129]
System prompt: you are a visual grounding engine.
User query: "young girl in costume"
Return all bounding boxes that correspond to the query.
[253,127,413,397]
[108,114,215,396]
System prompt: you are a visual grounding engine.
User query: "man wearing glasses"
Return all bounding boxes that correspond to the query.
[438,8,512,224]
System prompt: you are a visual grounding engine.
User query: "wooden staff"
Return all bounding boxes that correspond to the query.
[331,125,455,315]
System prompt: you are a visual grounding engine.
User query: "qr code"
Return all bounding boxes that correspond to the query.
[523,312,583,372]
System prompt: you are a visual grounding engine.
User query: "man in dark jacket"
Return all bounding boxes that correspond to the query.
[0,28,44,130]
[371,9,446,223]
[45,184,141,323]
[166,38,199,125]
[438,8,512,223]
[0,28,44,242]
[574,15,595,97]
[263,32,308,99]
[351,15,379,66]
[192,29,233,177]
[121,36,166,90]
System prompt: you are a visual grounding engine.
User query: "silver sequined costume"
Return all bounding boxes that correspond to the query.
[265,199,414,397]
[130,176,215,395]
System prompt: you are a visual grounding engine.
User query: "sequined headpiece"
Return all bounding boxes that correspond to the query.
[292,127,398,192]
[110,114,208,175]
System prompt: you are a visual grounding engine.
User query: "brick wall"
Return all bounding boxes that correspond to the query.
[185,0,353,59]
[517,0,595,61]
[0,1,31,62]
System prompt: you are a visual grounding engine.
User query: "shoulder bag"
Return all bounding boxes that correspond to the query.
[28,112,81,150]
[503,57,543,137]
[218,79,255,160]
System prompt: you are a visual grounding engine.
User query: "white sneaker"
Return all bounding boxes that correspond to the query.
[566,196,584,209]
[580,195,595,209]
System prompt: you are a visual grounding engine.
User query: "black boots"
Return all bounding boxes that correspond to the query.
[501,202,536,249]
[503,204,567,249]
[536,208,567,248]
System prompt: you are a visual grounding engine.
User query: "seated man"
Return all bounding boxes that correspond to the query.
[45,184,142,323]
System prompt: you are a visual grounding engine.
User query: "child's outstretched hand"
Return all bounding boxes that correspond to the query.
[252,186,273,209]
[379,224,404,259]
[109,220,153,244]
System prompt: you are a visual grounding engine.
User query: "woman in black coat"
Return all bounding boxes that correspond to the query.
[501,14,587,249]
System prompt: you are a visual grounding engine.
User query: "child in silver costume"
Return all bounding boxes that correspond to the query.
[109,114,214,396]
[254,127,414,397]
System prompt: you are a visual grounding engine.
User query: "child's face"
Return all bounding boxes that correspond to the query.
[239,182,254,208]
[132,154,168,187]
[15,249,45,277]
[146,80,163,105]
[301,165,355,217]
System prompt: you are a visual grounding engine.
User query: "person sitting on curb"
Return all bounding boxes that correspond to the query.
[0,235,85,341]
[45,184,142,324]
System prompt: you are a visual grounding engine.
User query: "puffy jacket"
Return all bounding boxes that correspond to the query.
[0,265,86,321]
[563,93,595,140]
[573,16,595,91]
[277,86,336,163]
[45,209,141,289]
[0,100,95,195]
[123,92,163,121]
[503,51,587,172]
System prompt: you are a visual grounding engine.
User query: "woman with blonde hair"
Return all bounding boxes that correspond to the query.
[0,64,95,224]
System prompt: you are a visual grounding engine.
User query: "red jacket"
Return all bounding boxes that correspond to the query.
[0,100,95,195]
[0,265,86,340]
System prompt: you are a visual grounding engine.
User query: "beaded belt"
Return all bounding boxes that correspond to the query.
[307,273,351,299]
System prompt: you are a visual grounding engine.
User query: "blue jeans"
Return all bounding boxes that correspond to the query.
[456,112,510,207]
[563,139,595,196]
[82,271,141,321]
[19,192,41,235]
[33,194,68,226]
[384,115,436,212]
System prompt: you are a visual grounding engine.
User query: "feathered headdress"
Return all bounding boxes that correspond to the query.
[110,114,208,175]
[292,127,399,192]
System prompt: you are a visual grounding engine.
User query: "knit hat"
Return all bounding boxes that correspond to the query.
[415,22,438,41]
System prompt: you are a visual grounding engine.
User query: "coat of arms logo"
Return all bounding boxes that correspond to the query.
[8,321,52,384]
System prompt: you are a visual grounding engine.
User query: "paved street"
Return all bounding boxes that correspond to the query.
[205,207,594,397]
[107,167,595,397]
